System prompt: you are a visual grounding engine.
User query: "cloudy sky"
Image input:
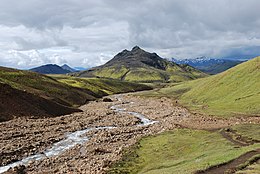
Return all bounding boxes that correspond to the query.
[0,0,260,69]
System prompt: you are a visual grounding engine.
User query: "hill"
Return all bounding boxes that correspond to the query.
[78,46,207,82]
[0,66,151,121]
[152,56,260,116]
[172,57,243,74]
[0,82,81,122]
[30,64,70,74]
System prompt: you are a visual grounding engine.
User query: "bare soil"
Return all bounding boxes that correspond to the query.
[1,94,259,173]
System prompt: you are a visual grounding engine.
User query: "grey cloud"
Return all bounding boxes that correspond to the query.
[0,0,260,69]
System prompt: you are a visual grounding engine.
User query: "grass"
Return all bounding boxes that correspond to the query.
[52,75,152,96]
[139,57,260,117]
[236,156,260,174]
[0,67,90,107]
[93,66,129,79]
[232,124,260,140]
[109,128,260,174]
[0,67,151,108]
[90,65,207,83]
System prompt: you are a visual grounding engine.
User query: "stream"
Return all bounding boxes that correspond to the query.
[0,97,158,173]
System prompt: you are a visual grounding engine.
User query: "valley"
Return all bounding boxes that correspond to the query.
[0,48,259,174]
[1,94,259,173]
[1,1,260,173]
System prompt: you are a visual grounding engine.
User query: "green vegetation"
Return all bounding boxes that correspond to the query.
[52,75,152,96]
[93,66,129,79]
[234,124,260,174]
[86,65,207,83]
[232,124,260,140]
[78,46,207,82]
[109,128,260,174]
[140,57,260,117]
[0,66,151,108]
[236,158,260,174]
[0,67,93,107]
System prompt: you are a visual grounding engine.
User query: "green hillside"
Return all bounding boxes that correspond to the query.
[0,66,151,121]
[110,125,260,174]
[0,66,93,107]
[149,56,260,116]
[78,46,207,82]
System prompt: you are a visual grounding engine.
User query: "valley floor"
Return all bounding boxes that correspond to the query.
[0,93,259,173]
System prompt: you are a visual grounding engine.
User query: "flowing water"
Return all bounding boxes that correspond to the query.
[0,98,157,173]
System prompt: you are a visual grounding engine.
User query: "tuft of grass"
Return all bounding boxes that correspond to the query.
[109,128,260,174]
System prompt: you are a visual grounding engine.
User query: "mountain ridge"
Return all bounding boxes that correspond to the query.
[30,64,70,74]
[78,46,207,82]
[172,57,243,74]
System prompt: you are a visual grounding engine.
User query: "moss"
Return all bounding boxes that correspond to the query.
[109,129,260,174]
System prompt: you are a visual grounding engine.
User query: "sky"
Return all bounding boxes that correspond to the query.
[0,0,260,69]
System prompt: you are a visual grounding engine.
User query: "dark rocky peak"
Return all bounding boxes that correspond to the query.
[115,49,130,57]
[131,46,143,52]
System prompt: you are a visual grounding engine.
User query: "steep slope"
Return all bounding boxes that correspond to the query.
[172,57,243,74]
[0,83,81,122]
[30,64,70,74]
[0,66,93,107]
[158,56,260,116]
[78,46,207,82]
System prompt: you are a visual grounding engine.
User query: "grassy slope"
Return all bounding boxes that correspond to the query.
[89,64,207,83]
[0,67,151,121]
[0,67,93,107]
[143,57,260,116]
[0,67,151,107]
[110,58,260,173]
[52,75,152,96]
[110,126,260,174]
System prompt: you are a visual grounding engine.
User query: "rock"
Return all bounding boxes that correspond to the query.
[12,165,26,174]
[102,98,113,102]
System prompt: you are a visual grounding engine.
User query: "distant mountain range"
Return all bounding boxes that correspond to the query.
[30,64,87,74]
[171,57,243,74]
[77,46,207,82]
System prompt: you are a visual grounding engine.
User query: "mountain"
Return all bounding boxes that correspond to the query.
[78,46,207,82]
[61,64,76,72]
[161,56,260,116]
[172,57,243,74]
[30,64,70,74]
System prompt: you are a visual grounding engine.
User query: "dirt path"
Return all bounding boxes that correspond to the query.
[220,128,260,147]
[196,149,260,174]
[0,94,259,173]
[195,127,260,174]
